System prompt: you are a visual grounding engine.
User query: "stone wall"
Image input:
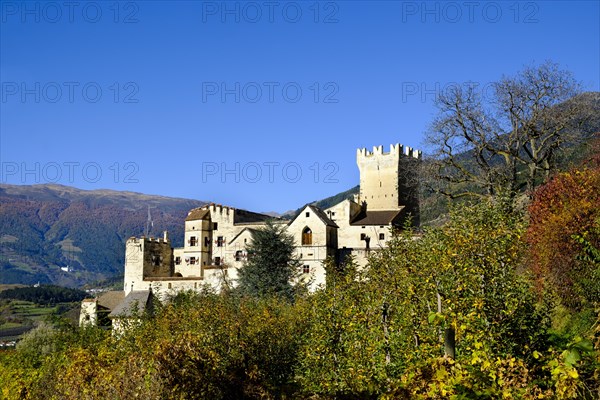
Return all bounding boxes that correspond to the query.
[142,238,174,278]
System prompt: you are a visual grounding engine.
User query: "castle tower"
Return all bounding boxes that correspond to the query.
[123,236,174,295]
[183,207,213,270]
[356,143,421,219]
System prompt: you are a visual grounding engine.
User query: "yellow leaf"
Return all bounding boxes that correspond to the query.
[568,369,579,379]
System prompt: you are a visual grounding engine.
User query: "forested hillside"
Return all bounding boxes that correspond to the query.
[0,184,204,286]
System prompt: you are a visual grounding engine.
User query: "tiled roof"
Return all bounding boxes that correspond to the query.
[188,205,276,224]
[108,290,152,319]
[97,291,125,310]
[234,209,275,224]
[185,208,211,221]
[350,208,405,226]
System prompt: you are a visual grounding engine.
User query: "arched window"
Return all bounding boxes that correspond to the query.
[302,227,312,245]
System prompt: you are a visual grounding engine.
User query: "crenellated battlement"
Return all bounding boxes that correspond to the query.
[202,203,233,215]
[127,234,171,245]
[356,143,422,161]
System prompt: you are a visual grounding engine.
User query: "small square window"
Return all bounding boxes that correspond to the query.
[190,257,196,265]
[214,257,221,266]
[379,233,385,240]
[305,212,310,217]
[360,233,366,240]
[303,265,310,274]
[217,236,224,247]
[175,256,181,265]
[213,222,218,230]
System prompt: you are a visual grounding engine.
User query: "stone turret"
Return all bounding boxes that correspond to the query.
[123,236,174,295]
[356,143,421,222]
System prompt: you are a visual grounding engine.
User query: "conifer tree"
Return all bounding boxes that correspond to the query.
[236,220,304,300]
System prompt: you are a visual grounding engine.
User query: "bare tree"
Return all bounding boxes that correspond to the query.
[424,61,591,201]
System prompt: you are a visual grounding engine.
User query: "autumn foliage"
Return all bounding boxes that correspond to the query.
[527,167,600,307]
[1,202,599,399]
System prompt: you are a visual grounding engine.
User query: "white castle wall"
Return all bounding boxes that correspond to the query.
[288,206,338,288]
[118,142,420,302]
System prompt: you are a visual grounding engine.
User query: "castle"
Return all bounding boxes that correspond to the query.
[80,143,421,328]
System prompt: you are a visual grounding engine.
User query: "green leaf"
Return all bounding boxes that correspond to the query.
[564,349,581,366]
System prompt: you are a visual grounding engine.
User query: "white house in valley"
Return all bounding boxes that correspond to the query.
[80,143,421,328]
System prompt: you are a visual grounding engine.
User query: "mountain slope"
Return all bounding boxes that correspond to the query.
[0,184,205,287]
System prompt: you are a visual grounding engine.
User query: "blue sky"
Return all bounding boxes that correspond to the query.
[1,0,599,213]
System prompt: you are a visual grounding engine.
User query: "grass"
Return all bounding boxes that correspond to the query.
[0,322,21,330]
[0,300,79,342]
[9,262,34,271]
[11,301,33,306]
[9,302,59,319]
[0,284,25,292]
